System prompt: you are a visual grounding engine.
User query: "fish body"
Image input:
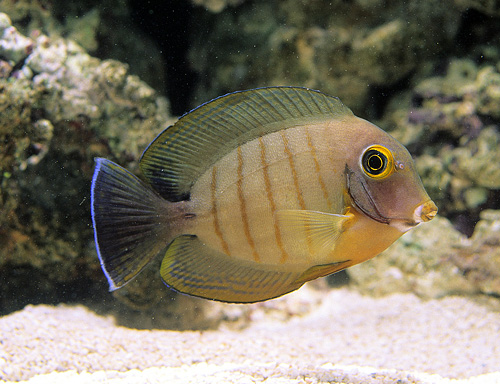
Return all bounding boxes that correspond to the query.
[91,87,437,303]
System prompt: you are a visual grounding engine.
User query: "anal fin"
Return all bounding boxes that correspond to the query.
[295,260,352,285]
[160,235,305,303]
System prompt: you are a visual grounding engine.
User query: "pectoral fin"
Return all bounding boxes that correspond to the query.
[276,210,353,257]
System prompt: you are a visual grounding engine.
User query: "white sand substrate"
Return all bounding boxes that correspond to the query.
[1,288,499,384]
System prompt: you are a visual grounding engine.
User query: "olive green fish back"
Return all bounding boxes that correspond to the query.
[139,87,353,202]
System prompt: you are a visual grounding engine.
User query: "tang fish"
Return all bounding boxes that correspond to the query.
[91,87,437,303]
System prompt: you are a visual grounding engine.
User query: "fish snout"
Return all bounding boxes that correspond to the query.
[414,200,438,223]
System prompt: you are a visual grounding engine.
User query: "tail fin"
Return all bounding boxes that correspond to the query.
[91,158,170,291]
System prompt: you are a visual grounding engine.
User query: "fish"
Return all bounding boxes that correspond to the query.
[91,87,437,303]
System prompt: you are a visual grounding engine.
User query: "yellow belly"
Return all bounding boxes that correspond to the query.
[332,209,403,268]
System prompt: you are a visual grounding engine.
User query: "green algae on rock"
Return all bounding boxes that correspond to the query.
[355,56,500,299]
[1,0,499,324]
[0,0,166,93]
[382,58,500,229]
[455,210,500,297]
[348,211,500,299]
[0,13,33,63]
[0,13,172,316]
[191,0,246,13]
[187,0,462,112]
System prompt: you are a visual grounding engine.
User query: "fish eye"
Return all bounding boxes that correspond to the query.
[361,145,394,179]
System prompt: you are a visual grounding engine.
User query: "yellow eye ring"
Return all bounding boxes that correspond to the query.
[361,145,394,179]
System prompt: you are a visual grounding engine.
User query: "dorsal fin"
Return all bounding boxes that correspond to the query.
[140,87,353,201]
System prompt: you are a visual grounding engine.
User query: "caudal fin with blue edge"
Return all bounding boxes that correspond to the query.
[91,158,170,290]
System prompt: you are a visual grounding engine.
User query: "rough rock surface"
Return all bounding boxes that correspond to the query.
[384,59,500,224]
[0,13,172,315]
[188,0,464,111]
[349,210,500,298]
[0,0,166,90]
[1,0,500,329]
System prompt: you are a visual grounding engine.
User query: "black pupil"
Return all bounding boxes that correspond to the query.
[364,150,386,175]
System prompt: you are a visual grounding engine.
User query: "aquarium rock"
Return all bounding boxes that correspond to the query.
[1,1,499,325]
[454,0,500,16]
[0,0,166,92]
[385,59,500,225]
[0,13,33,64]
[191,0,246,13]
[348,211,500,299]
[0,13,174,317]
[187,0,463,111]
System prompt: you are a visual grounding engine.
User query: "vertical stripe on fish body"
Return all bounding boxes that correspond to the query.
[191,124,346,268]
[91,87,438,303]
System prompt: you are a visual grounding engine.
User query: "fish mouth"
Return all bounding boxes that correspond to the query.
[346,167,438,232]
[352,194,437,233]
[354,195,438,232]
[413,200,438,223]
[392,200,438,232]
